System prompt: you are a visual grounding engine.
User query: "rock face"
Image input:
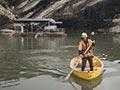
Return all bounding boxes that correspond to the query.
[0,5,16,20]
[0,0,120,30]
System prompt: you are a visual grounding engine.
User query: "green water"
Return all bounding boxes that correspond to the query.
[0,30,120,90]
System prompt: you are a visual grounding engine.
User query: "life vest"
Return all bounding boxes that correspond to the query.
[78,39,93,57]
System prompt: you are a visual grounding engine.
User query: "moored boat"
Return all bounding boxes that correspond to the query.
[70,56,104,80]
[0,29,16,36]
[34,30,66,37]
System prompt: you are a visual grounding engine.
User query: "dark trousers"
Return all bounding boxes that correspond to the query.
[81,57,93,71]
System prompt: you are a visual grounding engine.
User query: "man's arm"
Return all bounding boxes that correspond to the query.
[78,42,84,57]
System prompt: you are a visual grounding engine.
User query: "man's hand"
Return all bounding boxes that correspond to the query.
[92,40,95,43]
[80,54,83,58]
[92,40,95,46]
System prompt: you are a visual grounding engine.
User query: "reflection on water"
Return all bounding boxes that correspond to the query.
[96,33,120,61]
[0,31,120,90]
[0,36,70,89]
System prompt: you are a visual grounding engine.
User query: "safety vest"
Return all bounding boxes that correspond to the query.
[78,39,93,57]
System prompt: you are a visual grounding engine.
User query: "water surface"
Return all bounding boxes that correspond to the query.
[0,30,120,90]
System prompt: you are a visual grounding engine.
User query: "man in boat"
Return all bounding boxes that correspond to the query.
[78,32,95,71]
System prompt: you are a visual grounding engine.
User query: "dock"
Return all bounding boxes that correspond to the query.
[13,18,66,37]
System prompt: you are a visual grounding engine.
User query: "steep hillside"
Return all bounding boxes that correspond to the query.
[0,0,120,30]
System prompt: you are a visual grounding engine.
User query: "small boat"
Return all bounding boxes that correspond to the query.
[34,30,66,37]
[70,56,104,80]
[34,25,67,37]
[72,74,102,88]
[0,29,16,36]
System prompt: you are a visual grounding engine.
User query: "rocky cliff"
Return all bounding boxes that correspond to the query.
[0,0,120,30]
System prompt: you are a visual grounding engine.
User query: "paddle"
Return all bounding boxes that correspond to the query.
[65,32,95,81]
